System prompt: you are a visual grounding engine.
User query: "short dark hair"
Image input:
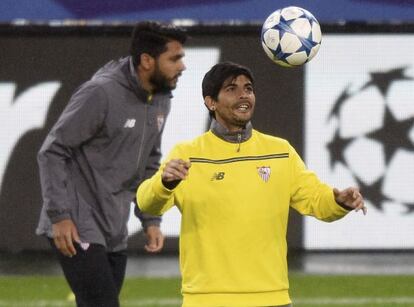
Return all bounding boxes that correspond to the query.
[202,62,255,117]
[202,62,254,100]
[130,21,187,67]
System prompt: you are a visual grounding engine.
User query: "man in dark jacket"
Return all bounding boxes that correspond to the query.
[36,21,187,307]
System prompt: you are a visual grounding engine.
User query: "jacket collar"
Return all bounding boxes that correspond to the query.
[210,118,253,143]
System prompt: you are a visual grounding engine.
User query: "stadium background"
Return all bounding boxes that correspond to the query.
[0,0,413,254]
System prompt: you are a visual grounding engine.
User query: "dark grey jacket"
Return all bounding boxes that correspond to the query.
[36,56,170,251]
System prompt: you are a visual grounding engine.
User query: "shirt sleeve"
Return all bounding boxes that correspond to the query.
[288,144,350,222]
[136,145,183,216]
[134,199,162,229]
[37,83,108,223]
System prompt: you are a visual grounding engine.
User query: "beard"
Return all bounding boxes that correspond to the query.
[231,116,251,129]
[149,63,179,94]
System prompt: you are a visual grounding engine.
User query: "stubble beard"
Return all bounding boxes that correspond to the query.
[150,64,177,94]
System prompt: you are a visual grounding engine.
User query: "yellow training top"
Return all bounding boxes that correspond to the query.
[137,129,349,307]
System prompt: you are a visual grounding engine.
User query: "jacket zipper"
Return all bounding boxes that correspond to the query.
[136,103,148,169]
[237,133,241,152]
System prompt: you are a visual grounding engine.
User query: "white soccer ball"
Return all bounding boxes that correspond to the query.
[261,6,322,67]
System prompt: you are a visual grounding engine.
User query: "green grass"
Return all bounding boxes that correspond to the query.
[289,274,414,307]
[0,274,414,306]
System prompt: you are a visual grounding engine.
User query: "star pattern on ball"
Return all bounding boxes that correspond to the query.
[296,35,319,57]
[275,15,319,61]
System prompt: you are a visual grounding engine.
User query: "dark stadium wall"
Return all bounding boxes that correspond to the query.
[0,32,131,252]
[0,25,304,252]
[2,24,414,252]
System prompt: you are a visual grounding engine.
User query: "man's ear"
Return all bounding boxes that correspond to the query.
[140,53,155,71]
[204,96,216,111]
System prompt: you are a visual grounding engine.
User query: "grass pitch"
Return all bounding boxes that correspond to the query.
[0,274,414,306]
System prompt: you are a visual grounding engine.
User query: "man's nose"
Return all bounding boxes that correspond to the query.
[239,88,249,98]
[180,61,186,72]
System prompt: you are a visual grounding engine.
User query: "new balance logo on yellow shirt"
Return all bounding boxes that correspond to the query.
[211,172,225,181]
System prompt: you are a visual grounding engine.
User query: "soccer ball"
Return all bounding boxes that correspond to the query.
[261,6,322,67]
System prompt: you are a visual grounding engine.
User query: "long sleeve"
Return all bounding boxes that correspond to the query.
[38,83,107,223]
[136,145,183,216]
[289,145,349,222]
[136,166,177,216]
[133,123,165,227]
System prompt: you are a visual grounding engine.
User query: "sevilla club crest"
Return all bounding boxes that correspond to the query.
[257,166,271,182]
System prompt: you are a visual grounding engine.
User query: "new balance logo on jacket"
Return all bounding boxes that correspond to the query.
[124,118,136,128]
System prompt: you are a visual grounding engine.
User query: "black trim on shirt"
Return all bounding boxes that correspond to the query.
[189,153,289,164]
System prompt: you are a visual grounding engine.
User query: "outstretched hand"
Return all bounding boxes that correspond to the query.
[161,159,191,189]
[333,187,367,215]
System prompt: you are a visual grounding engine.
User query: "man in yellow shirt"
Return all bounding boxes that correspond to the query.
[137,62,366,307]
